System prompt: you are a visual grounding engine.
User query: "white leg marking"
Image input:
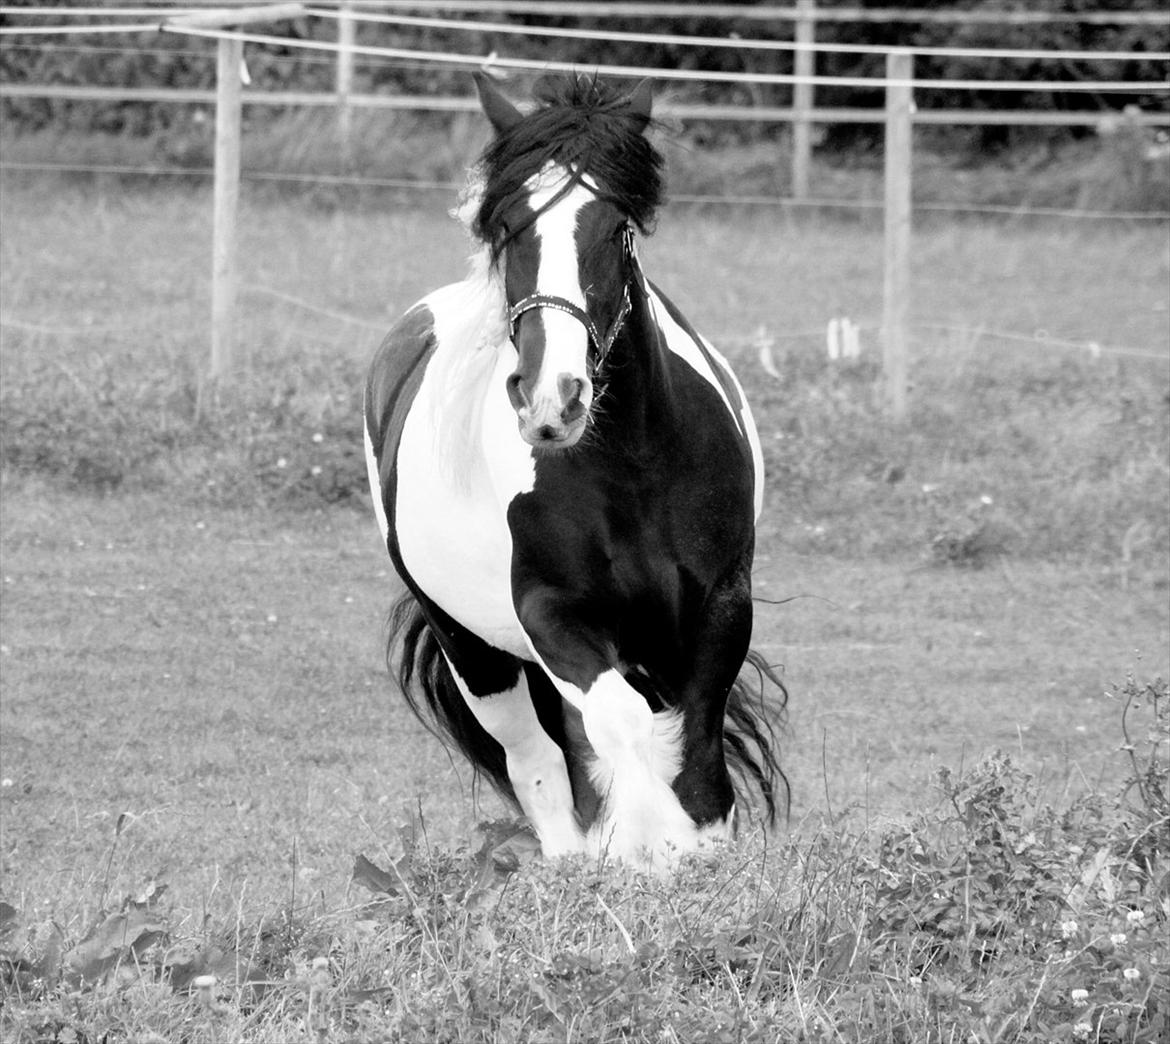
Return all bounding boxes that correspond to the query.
[524,658,700,868]
[443,657,584,857]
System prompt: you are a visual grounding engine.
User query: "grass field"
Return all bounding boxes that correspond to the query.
[1,172,1168,1041]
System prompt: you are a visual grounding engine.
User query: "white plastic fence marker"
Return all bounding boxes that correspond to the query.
[164,5,305,382]
[826,317,840,360]
[791,0,815,199]
[882,51,913,420]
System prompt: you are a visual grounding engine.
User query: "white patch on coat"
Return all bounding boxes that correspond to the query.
[363,420,390,546]
[696,336,766,521]
[645,286,766,520]
[393,285,534,657]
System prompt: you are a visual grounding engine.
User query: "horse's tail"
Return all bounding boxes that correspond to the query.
[724,650,789,826]
[387,591,518,806]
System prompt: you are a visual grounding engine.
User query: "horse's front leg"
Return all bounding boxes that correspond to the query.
[515,593,700,867]
[424,606,585,858]
[441,657,585,857]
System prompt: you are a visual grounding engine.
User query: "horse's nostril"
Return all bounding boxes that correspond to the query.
[558,373,587,424]
[506,372,528,410]
[558,374,584,402]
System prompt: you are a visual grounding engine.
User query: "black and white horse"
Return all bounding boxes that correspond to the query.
[365,74,783,867]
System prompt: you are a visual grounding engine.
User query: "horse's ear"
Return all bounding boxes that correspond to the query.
[474,72,523,134]
[626,79,653,133]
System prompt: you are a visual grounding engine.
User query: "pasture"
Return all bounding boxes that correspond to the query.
[1,173,1168,1041]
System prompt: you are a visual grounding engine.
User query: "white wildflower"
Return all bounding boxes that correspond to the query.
[1072,1023,1092,1041]
[1110,933,1127,947]
[1125,910,1145,927]
[1070,988,1089,1004]
[1123,967,1141,982]
[312,432,324,443]
[1061,920,1079,938]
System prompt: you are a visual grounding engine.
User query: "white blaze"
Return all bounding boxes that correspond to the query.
[521,168,596,419]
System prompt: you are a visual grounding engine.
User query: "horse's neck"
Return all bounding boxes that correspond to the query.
[603,281,680,432]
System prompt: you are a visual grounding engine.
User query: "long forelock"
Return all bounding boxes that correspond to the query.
[473,75,664,256]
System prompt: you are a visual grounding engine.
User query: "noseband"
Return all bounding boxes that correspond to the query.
[507,225,636,368]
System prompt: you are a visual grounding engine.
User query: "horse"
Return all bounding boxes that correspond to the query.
[364,72,784,868]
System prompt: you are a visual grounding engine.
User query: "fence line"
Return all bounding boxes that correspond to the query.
[303,7,1170,63]
[149,26,1170,93]
[242,284,387,330]
[8,84,1169,130]
[5,160,1167,223]
[7,2,1164,26]
[4,304,1164,364]
[7,10,1166,86]
[0,22,165,34]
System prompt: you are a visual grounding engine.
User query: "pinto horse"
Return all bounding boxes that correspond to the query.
[364,73,784,867]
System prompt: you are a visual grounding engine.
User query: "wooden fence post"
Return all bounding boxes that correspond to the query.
[164,4,306,383]
[791,0,815,199]
[336,1,355,156]
[882,50,913,420]
[210,33,243,382]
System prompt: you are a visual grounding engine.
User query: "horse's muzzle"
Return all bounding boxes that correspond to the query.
[507,370,591,449]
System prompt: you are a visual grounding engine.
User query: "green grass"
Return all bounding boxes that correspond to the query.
[1,173,1168,1041]
[2,174,1167,560]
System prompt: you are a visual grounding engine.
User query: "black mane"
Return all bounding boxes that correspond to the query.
[474,74,664,257]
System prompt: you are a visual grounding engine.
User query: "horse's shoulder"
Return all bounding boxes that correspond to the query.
[370,300,436,377]
[364,297,445,448]
[366,279,476,398]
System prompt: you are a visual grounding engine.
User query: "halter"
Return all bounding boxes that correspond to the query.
[506,225,637,368]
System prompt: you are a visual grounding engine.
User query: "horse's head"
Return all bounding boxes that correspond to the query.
[472,73,661,450]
